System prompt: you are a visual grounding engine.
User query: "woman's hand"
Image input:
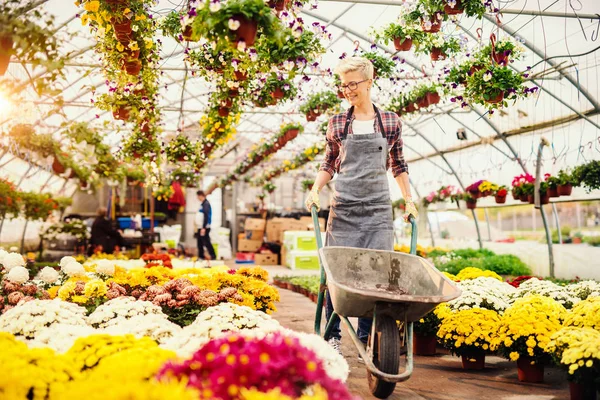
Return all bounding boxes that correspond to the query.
[305,188,321,212]
[403,201,418,222]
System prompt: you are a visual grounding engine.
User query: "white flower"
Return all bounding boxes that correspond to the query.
[448,277,517,314]
[483,71,492,82]
[1,252,25,271]
[59,256,77,268]
[237,40,246,51]
[87,297,165,328]
[102,314,182,344]
[38,267,59,284]
[27,323,96,353]
[94,260,115,276]
[6,266,30,283]
[62,261,86,277]
[514,278,580,309]
[209,0,221,12]
[228,18,240,31]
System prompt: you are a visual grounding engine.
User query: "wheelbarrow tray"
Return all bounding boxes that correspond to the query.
[319,246,461,321]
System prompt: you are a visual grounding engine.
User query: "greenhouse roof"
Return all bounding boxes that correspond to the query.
[1,0,599,199]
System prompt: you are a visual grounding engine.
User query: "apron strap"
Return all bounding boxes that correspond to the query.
[342,105,387,139]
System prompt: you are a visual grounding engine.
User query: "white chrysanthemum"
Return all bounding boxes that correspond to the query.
[27,323,97,353]
[38,266,59,284]
[1,252,26,271]
[567,280,600,301]
[282,329,349,382]
[163,303,282,357]
[59,256,77,268]
[62,261,86,277]
[0,249,8,265]
[514,278,580,309]
[94,259,116,276]
[87,297,165,328]
[102,314,182,344]
[448,277,517,313]
[5,266,30,283]
[0,299,88,339]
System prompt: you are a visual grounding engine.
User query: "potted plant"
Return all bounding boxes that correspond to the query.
[262,74,297,102]
[301,179,314,192]
[557,169,575,196]
[571,231,583,244]
[121,133,161,161]
[446,62,472,87]
[413,308,444,356]
[437,308,501,370]
[172,169,198,188]
[20,192,58,221]
[546,174,560,197]
[415,34,461,61]
[371,23,425,52]
[256,29,325,74]
[462,192,477,210]
[279,122,304,141]
[191,0,280,49]
[263,182,276,193]
[465,65,537,111]
[431,0,491,18]
[479,36,525,66]
[360,50,397,79]
[299,91,341,122]
[465,180,483,199]
[572,160,600,193]
[404,7,444,33]
[491,295,566,383]
[0,178,21,218]
[495,186,508,204]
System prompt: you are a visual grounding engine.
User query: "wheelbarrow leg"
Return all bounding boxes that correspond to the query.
[323,310,340,342]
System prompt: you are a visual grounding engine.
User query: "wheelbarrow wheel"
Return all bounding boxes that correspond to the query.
[367,314,400,398]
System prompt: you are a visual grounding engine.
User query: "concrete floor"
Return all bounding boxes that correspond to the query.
[270,282,571,400]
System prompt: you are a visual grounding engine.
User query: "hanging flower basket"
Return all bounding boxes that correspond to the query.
[404,103,417,113]
[123,59,142,76]
[271,87,285,99]
[469,64,484,75]
[569,382,597,400]
[426,92,441,105]
[234,70,247,81]
[548,186,559,197]
[444,0,464,15]
[461,352,485,370]
[430,47,447,61]
[421,14,442,33]
[218,107,230,117]
[468,189,481,199]
[111,18,132,34]
[306,109,320,122]
[230,15,258,47]
[413,333,437,356]
[182,25,198,42]
[492,52,510,66]
[517,357,545,383]
[495,194,506,204]
[284,128,299,141]
[416,96,429,109]
[520,194,529,202]
[393,37,413,51]
[268,0,290,11]
[557,183,572,196]
[511,189,518,200]
[485,91,504,104]
[52,157,65,174]
[466,198,477,209]
[337,90,345,99]
[132,152,142,159]
[0,35,14,76]
[229,89,240,98]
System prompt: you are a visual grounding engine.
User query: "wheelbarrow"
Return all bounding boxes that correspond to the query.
[311,206,461,398]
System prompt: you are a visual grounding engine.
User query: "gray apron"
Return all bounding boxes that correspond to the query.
[326,105,394,251]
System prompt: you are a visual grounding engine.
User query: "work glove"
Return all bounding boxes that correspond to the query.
[403,200,419,222]
[305,188,321,212]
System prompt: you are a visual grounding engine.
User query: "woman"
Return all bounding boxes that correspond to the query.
[89,207,125,255]
[305,57,418,357]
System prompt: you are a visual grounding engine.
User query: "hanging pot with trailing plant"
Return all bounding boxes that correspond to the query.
[268,0,290,12]
[485,90,504,104]
[234,70,247,81]
[113,106,131,121]
[0,35,13,76]
[123,59,142,75]
[444,0,464,15]
[421,13,442,33]
[394,37,413,51]
[218,107,230,117]
[230,15,258,47]
[426,91,441,105]
[306,109,320,122]
[271,87,285,100]
[52,157,65,174]
[430,47,447,61]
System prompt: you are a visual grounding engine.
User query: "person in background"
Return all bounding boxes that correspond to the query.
[89,207,125,255]
[196,191,217,260]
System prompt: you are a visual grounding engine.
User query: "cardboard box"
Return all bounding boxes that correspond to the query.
[237,239,262,252]
[245,218,266,231]
[254,253,278,266]
[266,218,285,243]
[281,246,287,267]
[288,250,320,270]
[245,230,264,241]
[300,216,326,231]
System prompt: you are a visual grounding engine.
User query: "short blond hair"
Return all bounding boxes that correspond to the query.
[334,56,374,80]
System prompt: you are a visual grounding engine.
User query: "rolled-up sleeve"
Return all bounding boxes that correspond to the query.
[319,118,339,178]
[389,117,408,177]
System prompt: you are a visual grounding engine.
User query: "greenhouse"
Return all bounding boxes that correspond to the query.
[0,0,599,398]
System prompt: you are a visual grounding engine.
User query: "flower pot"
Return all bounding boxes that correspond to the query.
[113,106,130,121]
[393,36,413,51]
[466,199,477,210]
[231,15,258,47]
[512,189,518,200]
[271,87,285,100]
[285,282,294,290]
[285,128,299,141]
[485,91,505,104]
[426,92,441,105]
[527,194,534,204]
[461,353,485,370]
[229,89,239,98]
[519,193,528,202]
[111,18,132,34]
[421,14,442,33]
[306,110,320,122]
[413,333,437,356]
[540,191,549,205]
[430,47,447,61]
[444,0,464,15]
[182,25,198,42]
[218,107,230,117]
[416,96,429,109]
[492,52,509,66]
[548,186,559,197]
[495,194,506,204]
[469,64,484,75]
[123,59,142,76]
[268,0,290,11]
[309,293,317,303]
[569,381,597,400]
[234,70,247,81]
[572,237,582,244]
[517,357,544,383]
[557,183,573,196]
[469,190,481,199]
[132,152,142,159]
[405,103,417,113]
[52,157,65,174]
[337,90,345,99]
[0,35,14,76]
[222,98,233,108]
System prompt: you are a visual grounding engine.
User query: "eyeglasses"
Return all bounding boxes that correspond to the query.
[339,79,369,92]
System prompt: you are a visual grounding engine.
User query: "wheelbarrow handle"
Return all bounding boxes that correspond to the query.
[311,205,324,250]
[311,205,326,336]
[408,215,418,256]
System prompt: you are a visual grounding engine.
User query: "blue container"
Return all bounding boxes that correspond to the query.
[117,217,132,229]
[141,218,159,229]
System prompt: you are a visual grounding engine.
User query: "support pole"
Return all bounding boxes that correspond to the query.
[552,204,562,244]
[535,138,554,278]
[471,210,483,249]
[483,208,492,241]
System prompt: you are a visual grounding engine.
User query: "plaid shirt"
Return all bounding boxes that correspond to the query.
[319,109,408,178]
